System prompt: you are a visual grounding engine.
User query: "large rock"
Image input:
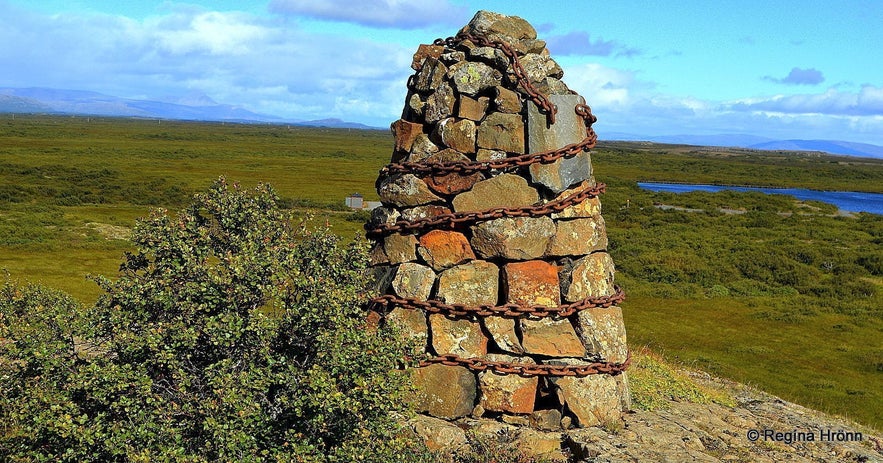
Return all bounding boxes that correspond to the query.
[547,217,608,257]
[458,95,490,121]
[408,415,468,452]
[386,307,428,345]
[417,230,475,271]
[520,317,585,358]
[410,44,445,71]
[527,94,592,194]
[414,57,447,92]
[408,133,439,161]
[477,112,525,153]
[462,10,537,44]
[515,429,567,462]
[564,252,616,302]
[412,364,477,419]
[424,149,484,195]
[575,306,629,364]
[520,53,564,84]
[470,217,555,260]
[447,61,501,96]
[383,233,418,264]
[391,262,436,300]
[451,173,538,212]
[429,314,488,358]
[481,317,523,354]
[493,86,522,114]
[435,118,477,154]
[424,82,456,123]
[530,152,592,195]
[503,260,561,306]
[436,260,499,306]
[391,119,424,153]
[478,354,539,414]
[546,358,621,427]
[377,173,442,207]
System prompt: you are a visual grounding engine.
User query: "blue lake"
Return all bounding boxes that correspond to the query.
[637,182,883,215]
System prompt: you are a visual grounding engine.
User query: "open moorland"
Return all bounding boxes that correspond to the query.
[2,114,882,429]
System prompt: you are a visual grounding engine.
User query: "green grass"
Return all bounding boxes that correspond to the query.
[2,114,882,429]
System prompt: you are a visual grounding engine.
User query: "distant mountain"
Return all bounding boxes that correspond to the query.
[0,87,381,129]
[747,140,883,159]
[0,94,53,113]
[604,132,883,160]
[0,87,284,122]
[294,118,378,130]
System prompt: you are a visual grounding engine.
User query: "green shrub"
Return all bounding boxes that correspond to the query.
[0,178,427,462]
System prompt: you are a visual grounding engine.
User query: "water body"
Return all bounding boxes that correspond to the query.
[637,182,883,215]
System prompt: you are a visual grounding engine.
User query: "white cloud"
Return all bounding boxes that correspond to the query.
[726,85,883,117]
[0,4,415,125]
[151,11,269,56]
[268,0,469,29]
[562,63,883,144]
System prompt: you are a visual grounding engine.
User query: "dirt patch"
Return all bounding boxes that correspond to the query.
[86,222,131,240]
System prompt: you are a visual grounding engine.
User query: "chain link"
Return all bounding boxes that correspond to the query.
[381,130,597,178]
[366,182,605,237]
[419,352,631,377]
[370,285,624,319]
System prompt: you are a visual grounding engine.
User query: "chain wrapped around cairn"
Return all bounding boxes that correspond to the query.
[366,11,631,427]
[368,29,628,378]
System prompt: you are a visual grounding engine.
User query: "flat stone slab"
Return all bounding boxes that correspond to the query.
[547,216,608,257]
[451,173,538,212]
[564,252,617,302]
[391,262,436,300]
[470,217,555,260]
[417,230,475,271]
[435,260,499,306]
[478,354,539,414]
[411,363,477,420]
[429,314,488,358]
[545,358,621,427]
[528,94,592,193]
[575,306,629,364]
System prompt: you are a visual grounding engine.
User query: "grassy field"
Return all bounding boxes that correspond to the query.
[2,114,882,429]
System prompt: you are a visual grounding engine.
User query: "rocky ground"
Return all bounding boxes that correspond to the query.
[412,369,882,462]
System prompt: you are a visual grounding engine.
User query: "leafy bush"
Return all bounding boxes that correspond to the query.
[0,178,427,462]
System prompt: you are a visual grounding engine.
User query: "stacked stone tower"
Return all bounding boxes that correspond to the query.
[367,11,630,430]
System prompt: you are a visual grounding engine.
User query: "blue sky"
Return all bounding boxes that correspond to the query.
[1,0,881,144]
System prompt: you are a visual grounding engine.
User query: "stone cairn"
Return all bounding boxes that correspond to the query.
[366,11,630,430]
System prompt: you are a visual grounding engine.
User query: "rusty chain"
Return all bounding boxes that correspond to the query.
[366,181,605,237]
[370,285,624,319]
[375,34,628,377]
[419,352,631,377]
[380,130,597,177]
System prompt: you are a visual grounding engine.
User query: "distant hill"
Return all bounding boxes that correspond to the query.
[294,118,378,130]
[747,139,883,158]
[0,94,53,113]
[605,132,883,159]
[0,87,377,129]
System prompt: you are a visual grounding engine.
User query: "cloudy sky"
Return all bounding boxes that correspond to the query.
[1,0,881,144]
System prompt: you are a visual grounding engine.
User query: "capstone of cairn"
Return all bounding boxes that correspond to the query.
[366,10,630,430]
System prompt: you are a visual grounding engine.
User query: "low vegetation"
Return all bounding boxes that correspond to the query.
[2,115,882,429]
[0,180,429,461]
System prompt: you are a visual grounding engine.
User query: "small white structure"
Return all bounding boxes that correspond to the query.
[345,193,364,209]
